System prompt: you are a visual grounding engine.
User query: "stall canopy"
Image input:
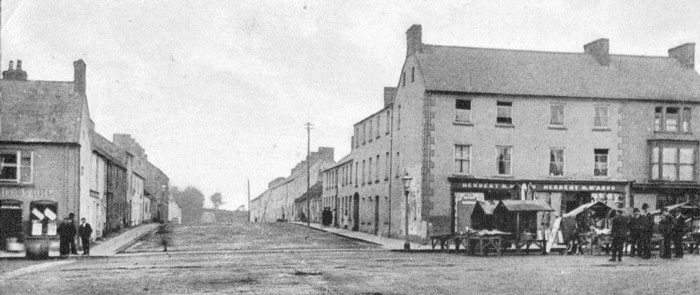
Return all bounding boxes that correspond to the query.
[563,201,618,219]
[493,200,554,238]
[470,201,499,230]
[652,201,700,217]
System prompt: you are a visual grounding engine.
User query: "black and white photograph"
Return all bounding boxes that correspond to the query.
[2,1,700,294]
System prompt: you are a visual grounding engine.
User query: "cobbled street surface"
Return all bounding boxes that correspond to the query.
[1,223,700,295]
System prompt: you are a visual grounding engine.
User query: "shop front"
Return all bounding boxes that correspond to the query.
[527,180,631,217]
[632,183,700,213]
[449,177,521,234]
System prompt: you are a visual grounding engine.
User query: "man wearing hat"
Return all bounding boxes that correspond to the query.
[659,207,674,258]
[672,210,686,258]
[640,203,654,259]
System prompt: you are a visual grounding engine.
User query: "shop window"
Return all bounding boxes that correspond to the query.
[650,141,697,182]
[594,149,608,177]
[455,99,471,123]
[550,149,565,177]
[496,101,513,125]
[594,106,609,128]
[496,146,512,176]
[550,104,565,127]
[0,151,32,184]
[655,106,691,133]
[455,145,471,174]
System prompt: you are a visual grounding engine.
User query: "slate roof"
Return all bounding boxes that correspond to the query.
[295,182,322,203]
[416,44,700,101]
[91,131,127,168]
[0,80,83,143]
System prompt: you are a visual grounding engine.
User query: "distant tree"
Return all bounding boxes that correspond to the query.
[172,186,205,212]
[210,192,224,210]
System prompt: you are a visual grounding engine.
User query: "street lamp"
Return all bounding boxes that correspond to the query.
[401,171,413,251]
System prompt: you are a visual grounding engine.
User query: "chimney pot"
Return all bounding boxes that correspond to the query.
[584,38,610,66]
[8,60,13,71]
[73,59,86,94]
[16,60,22,70]
[669,43,695,69]
[406,24,423,57]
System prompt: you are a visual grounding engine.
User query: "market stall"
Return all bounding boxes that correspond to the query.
[562,201,620,255]
[492,200,554,254]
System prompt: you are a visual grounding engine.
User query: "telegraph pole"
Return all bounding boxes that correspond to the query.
[305,122,313,227]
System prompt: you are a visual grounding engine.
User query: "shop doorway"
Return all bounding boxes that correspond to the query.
[0,200,22,251]
[374,195,380,235]
[352,193,359,231]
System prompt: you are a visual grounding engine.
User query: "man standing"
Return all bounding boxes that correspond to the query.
[609,208,630,262]
[659,208,674,258]
[640,203,654,259]
[68,213,78,255]
[672,210,686,258]
[57,217,73,256]
[628,208,641,257]
[78,218,93,255]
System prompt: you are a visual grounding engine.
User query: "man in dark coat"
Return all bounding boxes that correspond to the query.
[639,203,654,259]
[672,210,686,258]
[57,217,73,256]
[78,218,93,255]
[68,213,78,255]
[628,208,641,257]
[609,209,630,262]
[658,208,674,258]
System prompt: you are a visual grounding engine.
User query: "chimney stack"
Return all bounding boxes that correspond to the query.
[406,24,423,57]
[669,43,695,69]
[584,38,610,66]
[2,60,27,81]
[73,59,86,94]
[383,86,397,107]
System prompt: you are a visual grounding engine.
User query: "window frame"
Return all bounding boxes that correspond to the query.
[455,99,472,124]
[649,141,698,182]
[594,148,609,177]
[549,148,565,177]
[496,101,513,125]
[655,105,692,134]
[454,144,471,174]
[0,150,33,184]
[550,103,565,127]
[496,146,512,176]
[593,105,609,129]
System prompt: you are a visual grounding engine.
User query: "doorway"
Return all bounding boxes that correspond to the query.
[374,195,380,235]
[352,193,360,231]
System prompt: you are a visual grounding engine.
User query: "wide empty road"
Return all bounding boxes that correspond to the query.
[2,222,699,294]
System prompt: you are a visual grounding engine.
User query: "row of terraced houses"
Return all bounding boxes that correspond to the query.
[250,24,700,244]
[0,59,178,252]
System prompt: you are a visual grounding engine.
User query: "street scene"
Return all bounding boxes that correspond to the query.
[4,1,700,294]
[2,222,700,294]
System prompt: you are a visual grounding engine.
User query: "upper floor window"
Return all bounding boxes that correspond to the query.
[386,111,391,134]
[368,158,372,185]
[550,148,565,177]
[594,149,609,177]
[402,72,406,87]
[550,104,565,126]
[496,101,513,125]
[362,123,367,145]
[455,145,471,174]
[0,151,33,184]
[651,142,696,182]
[411,67,415,82]
[496,146,512,176]
[376,155,380,181]
[655,106,691,133]
[376,114,381,139]
[397,105,401,130]
[455,99,471,123]
[354,127,359,148]
[368,119,373,142]
[594,106,609,128]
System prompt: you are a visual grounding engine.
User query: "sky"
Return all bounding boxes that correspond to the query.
[3,0,700,210]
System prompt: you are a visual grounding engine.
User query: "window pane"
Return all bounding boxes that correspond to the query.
[0,167,17,180]
[662,148,677,164]
[456,109,471,122]
[550,149,564,176]
[1,153,17,164]
[655,106,663,132]
[662,164,677,181]
[497,147,511,175]
[456,99,471,110]
[682,108,691,133]
[652,147,659,163]
[680,148,694,164]
[497,102,512,124]
[594,106,608,127]
[679,165,694,181]
[550,105,564,125]
[651,164,660,179]
[666,107,679,132]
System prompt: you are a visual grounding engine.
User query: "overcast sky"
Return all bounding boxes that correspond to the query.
[4,0,700,210]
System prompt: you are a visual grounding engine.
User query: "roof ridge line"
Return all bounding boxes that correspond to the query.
[422,43,674,59]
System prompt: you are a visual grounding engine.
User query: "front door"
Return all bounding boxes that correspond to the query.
[352,193,360,231]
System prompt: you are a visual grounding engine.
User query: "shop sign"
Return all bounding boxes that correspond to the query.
[453,182,515,190]
[534,183,625,192]
[455,192,484,203]
[0,187,55,198]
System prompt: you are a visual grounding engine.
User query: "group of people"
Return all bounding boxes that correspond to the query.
[57,213,93,256]
[609,203,687,262]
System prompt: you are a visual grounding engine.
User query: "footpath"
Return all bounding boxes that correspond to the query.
[292,221,432,251]
[91,223,160,256]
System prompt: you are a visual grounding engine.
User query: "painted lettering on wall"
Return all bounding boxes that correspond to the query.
[536,184,624,192]
[0,187,55,199]
[458,182,514,190]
